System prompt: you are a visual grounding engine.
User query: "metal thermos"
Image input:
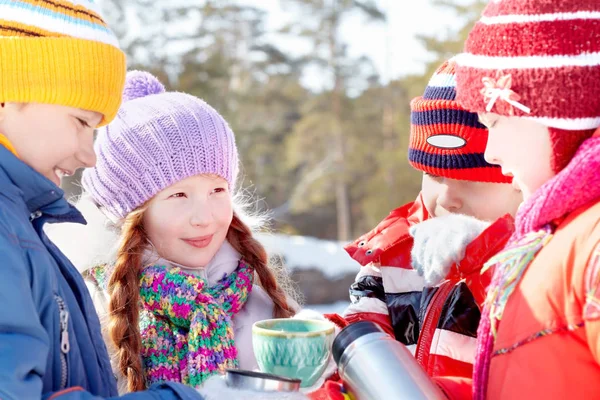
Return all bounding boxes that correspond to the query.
[333,321,446,400]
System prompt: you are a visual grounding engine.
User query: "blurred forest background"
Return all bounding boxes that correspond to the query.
[65,0,486,242]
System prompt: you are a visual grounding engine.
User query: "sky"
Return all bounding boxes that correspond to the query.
[240,0,467,90]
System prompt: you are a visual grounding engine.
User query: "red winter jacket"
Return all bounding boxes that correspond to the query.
[343,193,514,380]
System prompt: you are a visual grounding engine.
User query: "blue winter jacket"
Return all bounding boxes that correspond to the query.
[0,146,202,400]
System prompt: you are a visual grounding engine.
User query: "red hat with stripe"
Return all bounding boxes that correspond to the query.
[409,58,511,183]
[455,0,600,171]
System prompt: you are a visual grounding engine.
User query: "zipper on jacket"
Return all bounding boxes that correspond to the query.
[30,210,42,222]
[415,280,455,373]
[54,294,70,390]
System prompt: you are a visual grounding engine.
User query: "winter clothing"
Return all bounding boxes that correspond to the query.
[0,144,200,399]
[341,57,516,381]
[443,1,600,397]
[343,196,428,339]
[454,0,600,131]
[0,132,17,156]
[0,0,126,125]
[343,193,514,379]
[409,59,510,183]
[84,240,276,394]
[464,133,600,400]
[82,71,239,220]
[74,69,281,393]
[455,0,598,173]
[308,381,351,400]
[546,128,596,172]
[409,214,490,285]
[89,259,254,388]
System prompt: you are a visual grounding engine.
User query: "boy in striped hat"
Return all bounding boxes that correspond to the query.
[408,59,522,222]
[0,1,202,399]
[339,59,522,383]
[432,0,600,399]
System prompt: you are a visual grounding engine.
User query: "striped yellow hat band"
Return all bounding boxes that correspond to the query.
[0,0,126,125]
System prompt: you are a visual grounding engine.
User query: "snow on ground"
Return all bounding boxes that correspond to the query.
[256,233,360,279]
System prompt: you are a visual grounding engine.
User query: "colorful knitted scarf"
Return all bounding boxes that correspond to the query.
[473,134,600,400]
[139,261,254,388]
[89,260,254,389]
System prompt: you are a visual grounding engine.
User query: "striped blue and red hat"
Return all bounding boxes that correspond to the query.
[409,58,511,183]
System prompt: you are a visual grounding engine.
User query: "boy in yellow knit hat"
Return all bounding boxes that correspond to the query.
[0,1,203,399]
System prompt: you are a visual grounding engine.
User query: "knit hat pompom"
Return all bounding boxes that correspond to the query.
[84,70,239,220]
[123,71,166,102]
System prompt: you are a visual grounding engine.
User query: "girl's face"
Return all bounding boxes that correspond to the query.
[479,113,555,200]
[421,173,522,221]
[143,174,233,269]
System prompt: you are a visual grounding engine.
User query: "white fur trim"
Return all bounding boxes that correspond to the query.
[380,267,426,293]
[480,11,600,25]
[429,329,477,365]
[455,51,600,70]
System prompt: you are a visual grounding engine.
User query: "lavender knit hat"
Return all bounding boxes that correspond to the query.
[82,71,239,220]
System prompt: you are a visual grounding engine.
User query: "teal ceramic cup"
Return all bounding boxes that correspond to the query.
[252,318,335,388]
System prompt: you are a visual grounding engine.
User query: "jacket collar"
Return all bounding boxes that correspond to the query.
[344,192,430,267]
[0,146,85,223]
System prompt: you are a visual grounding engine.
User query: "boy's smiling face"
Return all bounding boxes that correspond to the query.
[0,103,101,186]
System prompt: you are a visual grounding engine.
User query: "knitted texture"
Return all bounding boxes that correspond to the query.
[90,260,254,388]
[0,0,126,125]
[548,127,595,172]
[409,59,510,183]
[139,261,253,387]
[454,0,600,131]
[473,132,600,399]
[82,71,239,220]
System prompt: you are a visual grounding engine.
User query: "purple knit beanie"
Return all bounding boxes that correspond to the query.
[82,71,239,220]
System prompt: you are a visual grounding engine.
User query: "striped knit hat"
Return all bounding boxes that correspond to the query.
[0,0,126,125]
[409,59,510,183]
[455,0,600,172]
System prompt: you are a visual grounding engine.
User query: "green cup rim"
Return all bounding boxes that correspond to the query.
[252,318,335,338]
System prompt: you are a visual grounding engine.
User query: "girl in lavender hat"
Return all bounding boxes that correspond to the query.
[52,71,299,394]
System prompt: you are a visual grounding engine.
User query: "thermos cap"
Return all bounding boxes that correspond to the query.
[332,321,384,364]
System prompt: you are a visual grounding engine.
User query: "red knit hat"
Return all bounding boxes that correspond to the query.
[455,0,600,171]
[409,59,511,183]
